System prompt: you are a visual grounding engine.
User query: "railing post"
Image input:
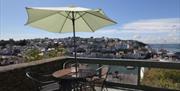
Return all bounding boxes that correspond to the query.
[137,67,141,85]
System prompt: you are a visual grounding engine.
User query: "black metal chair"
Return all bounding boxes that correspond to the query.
[62,60,89,91]
[99,66,111,91]
[80,65,111,91]
[26,72,60,91]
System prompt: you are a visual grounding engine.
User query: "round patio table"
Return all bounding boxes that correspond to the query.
[52,68,96,91]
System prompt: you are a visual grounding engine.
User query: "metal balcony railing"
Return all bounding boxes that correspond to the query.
[0,56,179,91]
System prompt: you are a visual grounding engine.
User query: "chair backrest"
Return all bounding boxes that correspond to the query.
[99,67,110,91]
[63,60,75,69]
[95,65,105,71]
[26,72,42,84]
[63,60,82,69]
[26,72,43,91]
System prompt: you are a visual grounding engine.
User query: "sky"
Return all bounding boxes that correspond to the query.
[0,0,180,44]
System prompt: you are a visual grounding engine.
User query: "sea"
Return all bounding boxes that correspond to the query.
[149,44,180,53]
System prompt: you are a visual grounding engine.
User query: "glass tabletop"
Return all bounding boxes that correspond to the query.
[53,68,96,79]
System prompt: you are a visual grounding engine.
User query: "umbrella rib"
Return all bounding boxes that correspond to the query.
[58,12,72,20]
[74,12,78,19]
[85,11,117,24]
[26,12,58,25]
[77,12,95,32]
[59,12,70,33]
[75,12,87,20]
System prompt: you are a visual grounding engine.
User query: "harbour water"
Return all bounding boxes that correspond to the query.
[149,44,180,52]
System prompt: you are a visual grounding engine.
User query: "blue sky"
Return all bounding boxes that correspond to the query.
[0,0,180,44]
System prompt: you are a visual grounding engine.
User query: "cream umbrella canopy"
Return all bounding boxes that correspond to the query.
[25,6,116,74]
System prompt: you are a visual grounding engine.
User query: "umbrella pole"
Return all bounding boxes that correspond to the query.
[72,11,78,76]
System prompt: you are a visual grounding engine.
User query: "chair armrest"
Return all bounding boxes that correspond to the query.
[42,74,53,77]
[41,80,56,84]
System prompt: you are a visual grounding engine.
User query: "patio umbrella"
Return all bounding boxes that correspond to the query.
[25,6,116,74]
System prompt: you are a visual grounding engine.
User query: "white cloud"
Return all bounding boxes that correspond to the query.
[133,34,141,39]
[121,18,180,32]
[92,18,180,44]
[141,35,179,44]
[2,18,179,44]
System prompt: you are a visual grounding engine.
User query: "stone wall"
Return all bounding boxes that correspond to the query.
[0,57,67,91]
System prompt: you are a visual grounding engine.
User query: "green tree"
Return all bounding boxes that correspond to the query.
[24,48,43,61]
[56,47,66,56]
[45,50,58,58]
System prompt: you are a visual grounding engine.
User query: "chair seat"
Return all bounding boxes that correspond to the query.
[41,82,59,91]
